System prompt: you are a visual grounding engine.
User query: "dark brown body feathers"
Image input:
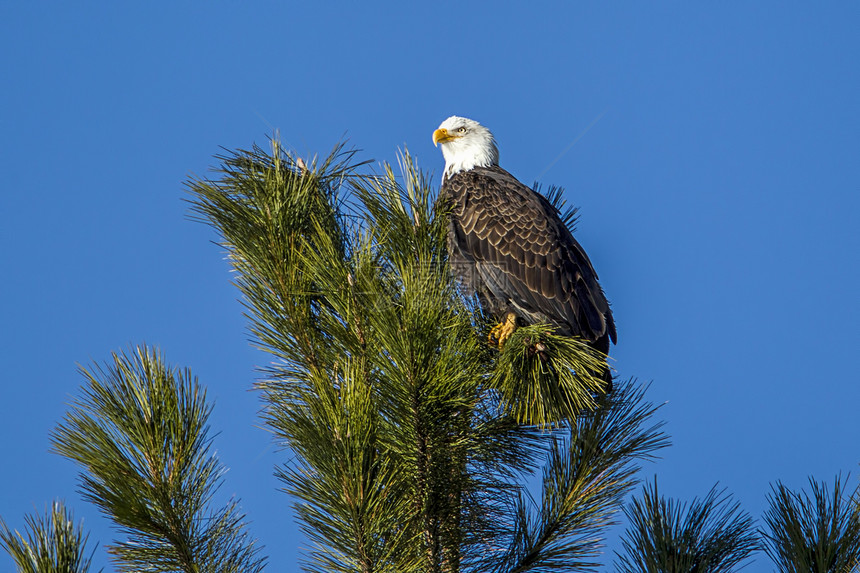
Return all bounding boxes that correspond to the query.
[441,165,616,356]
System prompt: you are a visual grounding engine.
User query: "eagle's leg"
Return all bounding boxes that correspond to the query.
[488,312,518,348]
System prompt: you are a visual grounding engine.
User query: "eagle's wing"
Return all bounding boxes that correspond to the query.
[443,165,616,347]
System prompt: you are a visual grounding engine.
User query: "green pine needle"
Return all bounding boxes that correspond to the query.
[615,478,759,573]
[761,475,860,573]
[50,346,265,573]
[490,325,610,427]
[0,501,98,573]
[490,380,669,573]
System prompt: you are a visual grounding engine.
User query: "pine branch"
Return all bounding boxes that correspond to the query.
[0,501,98,573]
[272,360,419,573]
[50,346,265,573]
[761,475,860,573]
[614,479,759,573]
[489,380,669,573]
[490,325,610,426]
[186,140,366,376]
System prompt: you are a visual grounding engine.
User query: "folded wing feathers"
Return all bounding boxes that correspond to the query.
[442,166,614,344]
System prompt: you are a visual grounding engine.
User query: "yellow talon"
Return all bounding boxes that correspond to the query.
[489,312,518,348]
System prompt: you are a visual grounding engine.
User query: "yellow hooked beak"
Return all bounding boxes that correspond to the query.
[433,128,458,146]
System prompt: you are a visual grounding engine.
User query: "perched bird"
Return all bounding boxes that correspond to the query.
[433,116,616,385]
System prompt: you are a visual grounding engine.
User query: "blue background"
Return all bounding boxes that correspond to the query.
[2,3,858,570]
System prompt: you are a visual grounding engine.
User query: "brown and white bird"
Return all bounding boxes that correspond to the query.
[433,116,616,384]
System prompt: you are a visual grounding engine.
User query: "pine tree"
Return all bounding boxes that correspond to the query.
[186,140,669,572]
[2,138,669,572]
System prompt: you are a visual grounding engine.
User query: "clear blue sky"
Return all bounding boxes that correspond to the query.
[2,3,858,570]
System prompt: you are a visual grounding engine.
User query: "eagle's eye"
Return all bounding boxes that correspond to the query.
[457,127,467,133]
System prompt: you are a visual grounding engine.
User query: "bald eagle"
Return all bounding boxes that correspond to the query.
[433,116,616,384]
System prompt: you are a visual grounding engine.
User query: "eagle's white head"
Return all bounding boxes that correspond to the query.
[433,116,499,178]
